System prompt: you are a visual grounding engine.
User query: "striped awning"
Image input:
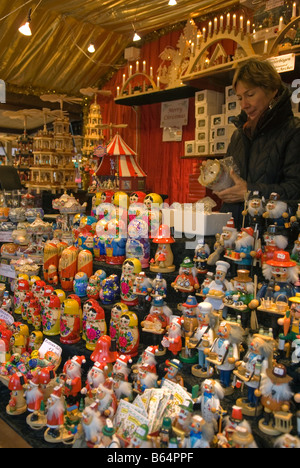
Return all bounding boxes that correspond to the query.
[106,133,136,156]
[119,155,146,178]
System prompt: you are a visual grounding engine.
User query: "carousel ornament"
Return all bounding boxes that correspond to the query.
[150,224,176,273]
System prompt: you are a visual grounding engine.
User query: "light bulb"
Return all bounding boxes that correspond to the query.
[18,21,32,36]
[168,0,177,5]
[88,43,95,53]
[133,32,141,41]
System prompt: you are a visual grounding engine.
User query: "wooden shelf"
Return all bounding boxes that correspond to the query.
[114,84,197,106]
[181,153,225,159]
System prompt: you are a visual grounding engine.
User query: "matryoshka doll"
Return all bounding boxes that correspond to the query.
[99,274,120,305]
[94,218,108,261]
[85,302,107,351]
[143,192,163,238]
[21,291,34,322]
[120,258,142,306]
[68,294,83,333]
[150,224,175,273]
[95,190,115,220]
[82,298,99,341]
[58,245,78,291]
[28,330,43,354]
[126,218,150,268]
[43,241,59,283]
[31,279,46,303]
[77,249,93,278]
[14,278,30,315]
[117,311,139,357]
[42,293,61,336]
[73,271,88,297]
[86,274,101,300]
[104,218,127,265]
[112,191,129,221]
[128,191,146,223]
[28,297,41,330]
[109,302,129,341]
[60,297,81,344]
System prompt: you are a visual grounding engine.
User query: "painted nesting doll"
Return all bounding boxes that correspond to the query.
[109,302,129,341]
[60,298,81,344]
[77,249,93,278]
[120,258,142,306]
[58,245,78,291]
[42,293,61,336]
[85,302,107,351]
[126,218,150,268]
[43,241,59,284]
[99,274,120,305]
[73,271,88,297]
[117,311,140,357]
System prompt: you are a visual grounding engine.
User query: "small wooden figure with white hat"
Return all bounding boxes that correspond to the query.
[161,316,184,356]
[205,319,244,395]
[171,257,200,300]
[201,260,232,315]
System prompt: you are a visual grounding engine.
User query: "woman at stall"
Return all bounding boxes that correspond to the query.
[214,58,300,229]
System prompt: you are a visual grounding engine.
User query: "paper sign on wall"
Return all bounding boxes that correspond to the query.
[160,98,189,128]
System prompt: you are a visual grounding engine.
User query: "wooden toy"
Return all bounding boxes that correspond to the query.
[150,224,175,273]
[60,298,81,344]
[120,257,142,306]
[85,302,107,351]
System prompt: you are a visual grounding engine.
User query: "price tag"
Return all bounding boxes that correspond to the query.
[0,263,15,278]
[38,338,62,359]
[0,232,13,242]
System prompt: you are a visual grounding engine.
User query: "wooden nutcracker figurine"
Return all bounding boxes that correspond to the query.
[195,378,225,427]
[171,257,200,299]
[140,295,172,355]
[193,240,210,274]
[44,385,65,442]
[61,355,86,406]
[161,316,184,356]
[205,319,244,394]
[179,295,199,363]
[81,362,108,405]
[255,363,299,436]
[202,260,232,315]
[277,293,300,358]
[234,333,275,416]
[263,192,290,228]
[190,302,219,378]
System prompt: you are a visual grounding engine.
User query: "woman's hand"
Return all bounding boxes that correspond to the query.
[214,170,247,203]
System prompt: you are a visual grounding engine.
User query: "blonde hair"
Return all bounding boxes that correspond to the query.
[232,58,282,92]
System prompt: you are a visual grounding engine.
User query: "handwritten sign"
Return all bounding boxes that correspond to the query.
[160,98,189,128]
[267,54,295,73]
[38,338,62,359]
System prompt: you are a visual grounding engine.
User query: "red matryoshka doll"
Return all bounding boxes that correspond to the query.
[86,274,101,300]
[10,332,27,355]
[77,249,93,278]
[109,302,128,341]
[43,241,59,283]
[30,298,42,330]
[59,245,78,291]
[120,258,142,306]
[85,302,107,351]
[82,298,98,341]
[112,191,129,222]
[0,335,10,363]
[42,293,61,336]
[41,284,54,309]
[31,279,46,303]
[60,297,81,344]
[21,291,35,322]
[128,191,146,223]
[14,278,30,315]
[117,311,139,357]
[90,335,118,375]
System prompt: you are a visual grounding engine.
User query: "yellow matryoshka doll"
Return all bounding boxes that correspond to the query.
[120,258,142,306]
[117,310,139,357]
[60,297,81,344]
